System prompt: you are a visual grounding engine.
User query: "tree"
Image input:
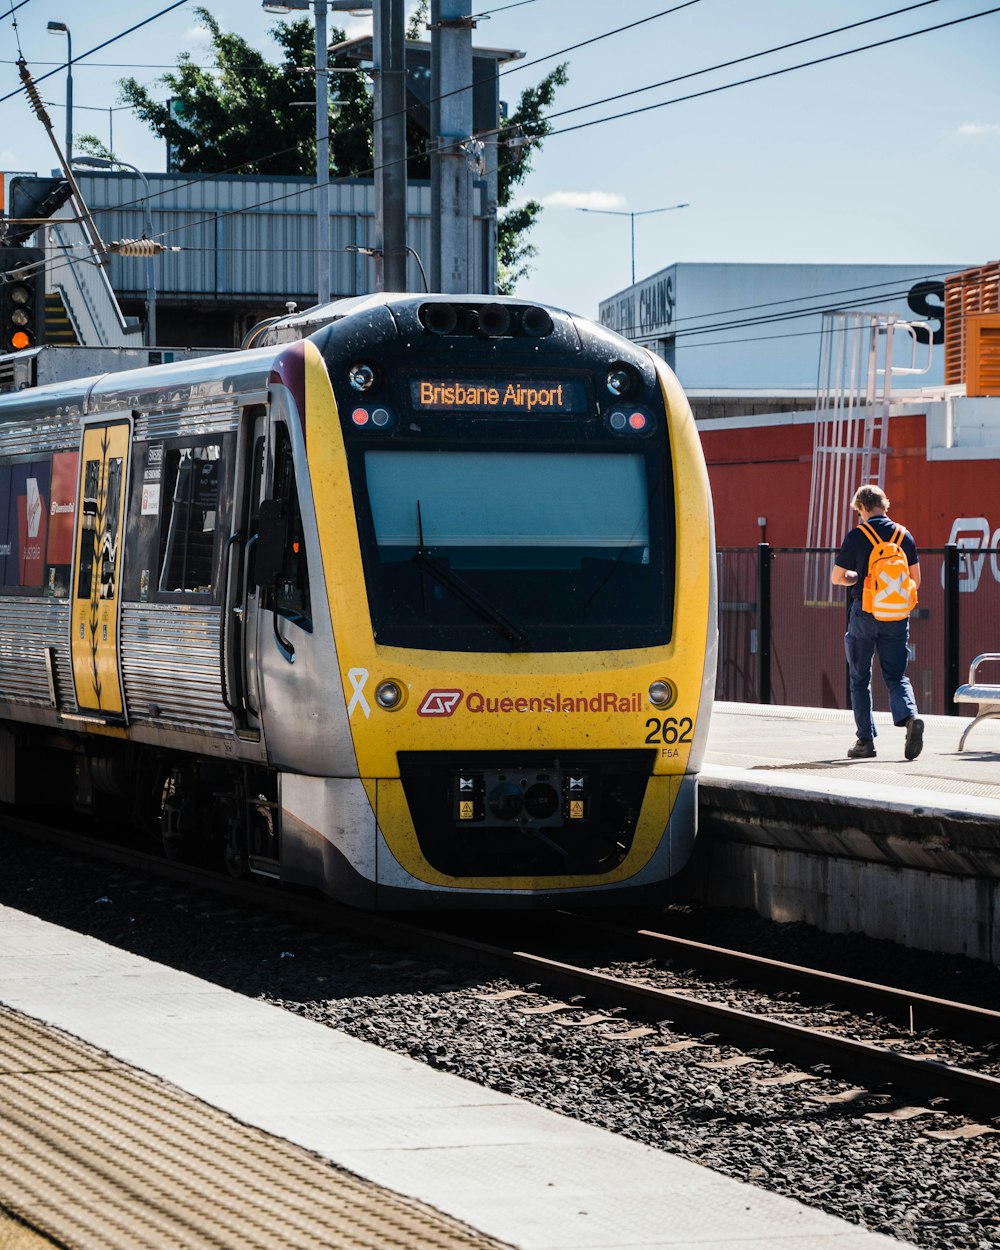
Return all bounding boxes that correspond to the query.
[118,7,371,177]
[495,63,568,294]
[117,6,565,291]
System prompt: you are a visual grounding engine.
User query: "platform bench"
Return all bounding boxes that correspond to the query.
[954,653,1000,752]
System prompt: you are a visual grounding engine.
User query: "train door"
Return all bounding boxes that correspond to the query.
[221,407,266,738]
[69,415,131,722]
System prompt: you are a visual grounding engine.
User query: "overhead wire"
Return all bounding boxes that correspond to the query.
[0,0,190,107]
[543,0,945,124]
[614,268,958,332]
[6,2,992,303]
[0,0,923,222]
[9,0,944,235]
[1,0,32,22]
[547,5,1000,136]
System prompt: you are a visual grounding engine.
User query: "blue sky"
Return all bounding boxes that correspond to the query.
[2,0,998,316]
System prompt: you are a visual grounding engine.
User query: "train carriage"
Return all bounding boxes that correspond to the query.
[0,294,716,907]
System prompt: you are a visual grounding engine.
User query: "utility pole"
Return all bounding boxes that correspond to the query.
[315,0,331,305]
[373,0,407,292]
[430,0,474,293]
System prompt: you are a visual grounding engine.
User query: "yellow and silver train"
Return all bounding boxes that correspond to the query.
[0,295,716,907]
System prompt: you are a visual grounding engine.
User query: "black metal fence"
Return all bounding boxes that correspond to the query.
[716,546,1000,715]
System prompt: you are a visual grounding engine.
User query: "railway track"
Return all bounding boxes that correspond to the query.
[5,812,1000,1122]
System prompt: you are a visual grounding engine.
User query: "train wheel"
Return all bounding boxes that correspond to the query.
[221,794,250,880]
[160,768,193,861]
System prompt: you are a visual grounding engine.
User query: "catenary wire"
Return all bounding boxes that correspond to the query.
[1,0,32,21]
[543,0,945,124]
[0,0,928,228]
[546,5,1000,136]
[11,0,962,235]
[0,1,190,107]
[604,268,959,331]
[6,6,990,298]
[470,0,541,17]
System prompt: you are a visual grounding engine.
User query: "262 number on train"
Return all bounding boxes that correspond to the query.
[644,716,693,744]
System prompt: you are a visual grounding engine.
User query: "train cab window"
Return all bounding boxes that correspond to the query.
[157,444,221,594]
[270,425,311,630]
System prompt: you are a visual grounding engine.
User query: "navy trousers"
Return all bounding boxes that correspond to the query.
[844,601,918,741]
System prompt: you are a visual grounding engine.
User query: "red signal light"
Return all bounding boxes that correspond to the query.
[628,412,647,430]
[351,407,370,426]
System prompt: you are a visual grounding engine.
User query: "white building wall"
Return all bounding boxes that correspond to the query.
[599,262,963,391]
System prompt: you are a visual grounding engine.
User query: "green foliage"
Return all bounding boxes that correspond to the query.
[407,0,429,41]
[116,6,567,291]
[76,134,117,163]
[117,6,371,176]
[496,63,568,294]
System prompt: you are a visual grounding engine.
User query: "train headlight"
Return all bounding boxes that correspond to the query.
[375,679,405,710]
[647,679,676,709]
[349,363,376,392]
[606,364,635,397]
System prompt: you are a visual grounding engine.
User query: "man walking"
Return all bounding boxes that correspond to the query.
[831,484,924,760]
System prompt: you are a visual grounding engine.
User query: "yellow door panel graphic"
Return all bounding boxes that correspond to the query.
[71,419,131,719]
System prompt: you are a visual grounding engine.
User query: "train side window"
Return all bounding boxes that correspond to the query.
[157,444,221,593]
[270,425,311,630]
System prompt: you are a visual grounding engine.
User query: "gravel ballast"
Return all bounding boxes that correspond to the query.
[1,833,998,1250]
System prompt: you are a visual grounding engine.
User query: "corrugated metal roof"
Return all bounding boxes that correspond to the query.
[74,173,468,302]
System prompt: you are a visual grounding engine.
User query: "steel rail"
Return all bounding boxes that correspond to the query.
[555,917,1000,1044]
[5,814,1000,1117]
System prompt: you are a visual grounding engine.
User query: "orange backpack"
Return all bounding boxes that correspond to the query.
[859,522,917,621]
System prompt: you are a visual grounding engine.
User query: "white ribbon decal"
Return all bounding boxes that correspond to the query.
[346,667,371,719]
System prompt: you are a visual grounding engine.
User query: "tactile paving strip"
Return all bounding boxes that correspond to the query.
[0,1006,512,1250]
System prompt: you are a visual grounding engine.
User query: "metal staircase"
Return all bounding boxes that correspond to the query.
[44,291,79,345]
[804,310,933,605]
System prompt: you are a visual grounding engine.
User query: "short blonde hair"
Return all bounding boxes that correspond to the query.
[852,484,889,513]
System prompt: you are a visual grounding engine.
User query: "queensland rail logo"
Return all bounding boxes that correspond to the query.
[418,689,464,716]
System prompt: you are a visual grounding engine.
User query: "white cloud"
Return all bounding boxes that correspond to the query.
[185,24,212,43]
[955,122,1000,137]
[541,190,629,211]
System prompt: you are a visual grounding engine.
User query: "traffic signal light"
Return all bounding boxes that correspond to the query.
[1,247,45,352]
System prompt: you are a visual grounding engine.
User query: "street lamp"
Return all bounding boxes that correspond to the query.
[72,155,157,346]
[578,203,689,288]
[46,20,72,163]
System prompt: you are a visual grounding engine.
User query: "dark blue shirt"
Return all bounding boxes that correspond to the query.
[835,515,919,601]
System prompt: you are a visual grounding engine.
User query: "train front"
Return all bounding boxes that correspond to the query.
[284,296,716,907]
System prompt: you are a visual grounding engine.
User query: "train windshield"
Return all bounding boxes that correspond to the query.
[359,448,670,652]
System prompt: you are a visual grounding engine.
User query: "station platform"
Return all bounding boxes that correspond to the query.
[697,703,1000,963]
[0,904,909,1250]
[704,701,1000,810]
[701,701,1000,848]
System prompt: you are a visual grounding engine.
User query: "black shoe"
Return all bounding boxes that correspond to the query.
[847,739,876,759]
[904,717,924,761]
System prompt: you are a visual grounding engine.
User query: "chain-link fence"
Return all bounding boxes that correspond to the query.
[716,546,1000,715]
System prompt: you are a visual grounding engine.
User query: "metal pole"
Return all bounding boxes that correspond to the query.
[373,0,408,292]
[430,0,473,293]
[943,543,961,716]
[140,176,156,347]
[315,1,331,306]
[65,28,73,164]
[630,213,635,287]
[756,542,772,704]
[118,162,156,346]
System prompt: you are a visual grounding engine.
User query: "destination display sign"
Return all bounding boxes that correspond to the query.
[410,378,587,414]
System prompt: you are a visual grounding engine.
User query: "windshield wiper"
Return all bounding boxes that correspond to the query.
[414,502,530,650]
[413,549,531,650]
